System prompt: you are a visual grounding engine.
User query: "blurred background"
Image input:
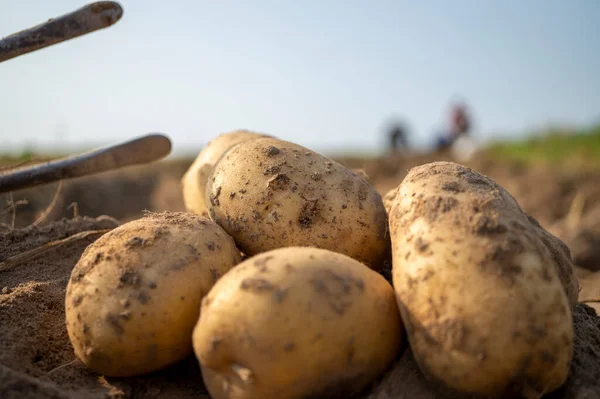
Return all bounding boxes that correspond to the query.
[1,0,599,157]
[1,1,599,289]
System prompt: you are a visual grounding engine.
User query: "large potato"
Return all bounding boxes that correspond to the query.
[389,162,575,397]
[382,186,398,215]
[182,129,270,216]
[65,211,242,377]
[206,137,390,268]
[529,214,580,304]
[192,247,403,399]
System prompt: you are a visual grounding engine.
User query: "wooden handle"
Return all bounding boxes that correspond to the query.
[0,1,123,63]
[0,134,172,193]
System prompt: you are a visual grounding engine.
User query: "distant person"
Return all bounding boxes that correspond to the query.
[388,121,409,155]
[436,102,471,151]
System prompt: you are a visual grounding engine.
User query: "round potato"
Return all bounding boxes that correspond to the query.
[206,137,390,269]
[192,247,403,399]
[182,129,270,216]
[389,162,575,397]
[65,211,242,377]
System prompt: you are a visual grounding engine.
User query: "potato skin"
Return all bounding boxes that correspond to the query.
[192,247,403,399]
[206,137,390,268]
[382,186,398,215]
[65,212,242,377]
[182,130,270,216]
[528,214,580,305]
[389,162,574,398]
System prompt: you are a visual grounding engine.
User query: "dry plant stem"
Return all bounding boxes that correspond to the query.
[96,214,120,226]
[566,191,586,230]
[47,358,79,375]
[580,297,600,304]
[68,202,80,219]
[10,193,15,229]
[0,229,111,273]
[32,180,63,227]
[0,193,28,229]
[1,198,28,216]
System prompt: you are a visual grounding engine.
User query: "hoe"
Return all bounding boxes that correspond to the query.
[0,2,172,194]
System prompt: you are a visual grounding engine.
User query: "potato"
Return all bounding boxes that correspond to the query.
[528,214,580,305]
[65,211,242,377]
[388,161,574,397]
[192,247,403,399]
[351,168,370,181]
[206,137,390,268]
[382,186,398,215]
[182,129,270,216]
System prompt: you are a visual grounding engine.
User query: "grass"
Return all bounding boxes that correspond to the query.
[0,150,37,165]
[485,124,600,168]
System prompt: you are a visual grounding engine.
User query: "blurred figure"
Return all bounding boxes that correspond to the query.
[387,120,410,156]
[436,102,471,151]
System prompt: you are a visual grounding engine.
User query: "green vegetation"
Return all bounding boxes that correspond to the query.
[485,124,600,168]
[0,148,67,167]
[2,124,600,170]
[0,150,38,167]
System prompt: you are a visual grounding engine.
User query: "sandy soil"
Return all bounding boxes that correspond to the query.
[1,153,599,398]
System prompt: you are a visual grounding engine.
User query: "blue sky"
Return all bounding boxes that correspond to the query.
[1,0,599,156]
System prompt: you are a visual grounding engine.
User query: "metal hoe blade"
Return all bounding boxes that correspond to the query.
[0,134,172,194]
[0,1,123,63]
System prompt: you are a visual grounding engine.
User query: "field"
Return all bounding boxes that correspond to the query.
[1,132,599,398]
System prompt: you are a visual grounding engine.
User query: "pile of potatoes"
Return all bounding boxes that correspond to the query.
[65,129,579,399]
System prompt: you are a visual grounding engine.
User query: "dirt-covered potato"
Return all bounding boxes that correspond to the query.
[206,137,390,269]
[382,186,398,215]
[182,129,270,216]
[192,247,403,399]
[529,215,581,303]
[65,212,242,377]
[389,162,575,398]
[351,168,370,181]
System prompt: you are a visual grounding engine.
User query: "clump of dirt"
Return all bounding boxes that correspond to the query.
[547,304,600,399]
[0,217,120,397]
[0,216,120,261]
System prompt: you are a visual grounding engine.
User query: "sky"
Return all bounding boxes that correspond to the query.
[1,0,599,157]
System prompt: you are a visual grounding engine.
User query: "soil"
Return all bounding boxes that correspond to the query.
[1,153,599,398]
[0,216,210,399]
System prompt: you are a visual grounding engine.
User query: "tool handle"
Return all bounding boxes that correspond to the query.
[0,1,123,63]
[0,134,172,193]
